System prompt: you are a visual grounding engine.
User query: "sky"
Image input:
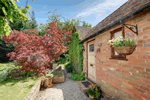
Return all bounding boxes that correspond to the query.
[16,0,128,27]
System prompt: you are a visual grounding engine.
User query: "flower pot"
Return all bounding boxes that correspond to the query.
[44,77,54,88]
[114,45,136,55]
[89,95,95,100]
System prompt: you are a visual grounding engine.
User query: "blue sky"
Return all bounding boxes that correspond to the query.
[16,0,128,27]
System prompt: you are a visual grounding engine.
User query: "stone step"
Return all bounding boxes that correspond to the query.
[77,80,91,93]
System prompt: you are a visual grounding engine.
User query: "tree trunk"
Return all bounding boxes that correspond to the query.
[49,62,53,69]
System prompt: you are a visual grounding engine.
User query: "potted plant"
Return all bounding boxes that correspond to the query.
[43,74,54,88]
[108,36,136,55]
[87,84,101,100]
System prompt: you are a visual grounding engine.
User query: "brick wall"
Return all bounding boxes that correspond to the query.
[83,8,150,100]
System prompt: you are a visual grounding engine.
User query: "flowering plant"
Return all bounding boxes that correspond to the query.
[108,36,136,47]
[87,84,96,95]
[87,84,100,98]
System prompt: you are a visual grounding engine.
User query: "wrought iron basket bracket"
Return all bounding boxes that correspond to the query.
[120,20,138,35]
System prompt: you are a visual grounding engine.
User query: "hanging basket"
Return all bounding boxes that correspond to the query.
[114,45,136,55]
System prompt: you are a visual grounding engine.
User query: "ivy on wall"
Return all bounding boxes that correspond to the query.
[69,32,83,73]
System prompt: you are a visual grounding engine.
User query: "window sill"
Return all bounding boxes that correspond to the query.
[109,58,128,61]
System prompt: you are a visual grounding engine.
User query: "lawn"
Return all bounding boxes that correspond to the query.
[0,63,39,100]
[0,63,21,72]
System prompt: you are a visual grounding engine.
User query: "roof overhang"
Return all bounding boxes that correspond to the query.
[80,2,150,44]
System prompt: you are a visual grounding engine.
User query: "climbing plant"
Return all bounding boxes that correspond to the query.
[69,32,83,73]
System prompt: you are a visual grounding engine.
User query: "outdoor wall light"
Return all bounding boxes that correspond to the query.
[82,45,85,51]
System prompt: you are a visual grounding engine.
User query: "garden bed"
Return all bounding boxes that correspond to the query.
[52,66,65,83]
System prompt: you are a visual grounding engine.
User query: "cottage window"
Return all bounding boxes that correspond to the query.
[110,27,127,60]
[89,44,94,52]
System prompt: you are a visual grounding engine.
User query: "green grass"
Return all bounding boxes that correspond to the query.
[0,63,39,100]
[0,77,38,100]
[0,63,21,72]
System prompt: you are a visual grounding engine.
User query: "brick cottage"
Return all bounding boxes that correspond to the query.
[80,0,150,99]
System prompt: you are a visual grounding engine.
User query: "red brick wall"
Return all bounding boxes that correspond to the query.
[83,8,150,100]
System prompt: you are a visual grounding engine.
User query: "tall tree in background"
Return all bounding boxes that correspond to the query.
[9,11,38,32]
[45,10,92,65]
[30,11,38,29]
[0,0,35,37]
[82,21,92,28]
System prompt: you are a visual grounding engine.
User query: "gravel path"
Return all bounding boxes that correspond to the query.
[35,69,90,100]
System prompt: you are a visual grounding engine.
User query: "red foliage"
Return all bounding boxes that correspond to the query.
[3,21,72,76]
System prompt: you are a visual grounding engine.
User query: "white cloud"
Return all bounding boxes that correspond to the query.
[76,0,127,17]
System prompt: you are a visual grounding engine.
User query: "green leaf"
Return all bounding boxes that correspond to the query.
[9,17,13,23]
[2,7,7,16]
[21,8,28,14]
[6,31,10,36]
[32,0,35,1]
[26,5,32,9]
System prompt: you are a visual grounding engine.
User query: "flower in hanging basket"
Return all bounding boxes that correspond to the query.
[108,36,136,55]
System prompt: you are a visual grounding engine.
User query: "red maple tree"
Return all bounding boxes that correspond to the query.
[3,21,72,76]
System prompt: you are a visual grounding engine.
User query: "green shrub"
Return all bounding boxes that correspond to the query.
[55,53,69,64]
[0,68,8,82]
[69,73,85,81]
[65,63,74,73]
[52,70,62,76]
[45,74,53,78]
[20,71,36,77]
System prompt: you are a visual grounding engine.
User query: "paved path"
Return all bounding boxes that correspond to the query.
[35,69,90,100]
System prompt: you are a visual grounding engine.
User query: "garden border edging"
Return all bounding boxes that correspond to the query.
[24,80,41,100]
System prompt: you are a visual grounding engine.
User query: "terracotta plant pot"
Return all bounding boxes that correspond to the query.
[44,77,54,88]
[89,95,95,100]
[114,45,136,55]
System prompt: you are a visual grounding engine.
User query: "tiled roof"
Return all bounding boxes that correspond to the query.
[81,0,150,43]
[74,26,91,41]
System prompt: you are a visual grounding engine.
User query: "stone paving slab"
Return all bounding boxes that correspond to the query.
[35,88,64,100]
[35,69,90,100]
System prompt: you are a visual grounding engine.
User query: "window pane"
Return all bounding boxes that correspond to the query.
[89,44,94,52]
[114,31,122,55]
[114,31,122,39]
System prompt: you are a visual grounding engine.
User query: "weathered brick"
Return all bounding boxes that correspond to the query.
[147,85,150,89]
[142,79,150,84]
[143,26,150,31]
[137,40,146,44]
[140,86,150,92]
[146,68,150,72]
[122,88,133,95]
[128,88,139,95]
[134,94,143,100]
[132,66,144,70]
[136,88,146,93]
[122,82,133,89]
[140,47,150,51]
[140,93,150,100]
[146,76,150,79]
[128,81,139,88]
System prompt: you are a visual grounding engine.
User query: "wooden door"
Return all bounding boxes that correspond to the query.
[88,40,96,82]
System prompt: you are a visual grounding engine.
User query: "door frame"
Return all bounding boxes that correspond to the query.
[86,39,96,83]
